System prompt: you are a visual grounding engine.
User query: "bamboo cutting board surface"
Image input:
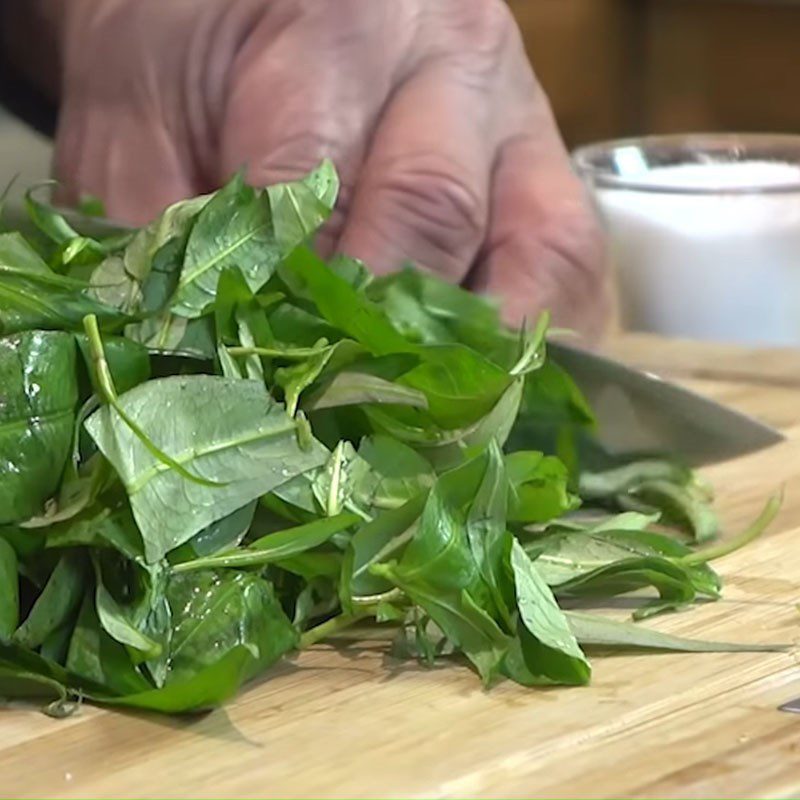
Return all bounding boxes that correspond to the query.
[3,337,800,800]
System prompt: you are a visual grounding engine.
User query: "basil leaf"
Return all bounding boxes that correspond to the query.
[506,539,590,686]
[173,165,336,318]
[172,513,358,573]
[0,537,19,638]
[13,553,87,650]
[164,571,297,684]
[66,592,152,696]
[86,375,328,562]
[0,331,78,524]
[566,611,784,652]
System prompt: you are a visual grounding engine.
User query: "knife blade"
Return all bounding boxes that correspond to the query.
[549,341,785,467]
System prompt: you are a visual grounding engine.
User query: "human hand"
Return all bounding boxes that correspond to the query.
[53,0,608,334]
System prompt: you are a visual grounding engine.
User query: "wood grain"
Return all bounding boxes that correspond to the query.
[607,333,800,389]
[3,339,800,799]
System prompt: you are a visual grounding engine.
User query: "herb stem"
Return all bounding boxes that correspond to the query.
[227,345,329,360]
[351,588,405,607]
[681,492,782,566]
[298,612,368,649]
[327,441,344,517]
[83,313,118,402]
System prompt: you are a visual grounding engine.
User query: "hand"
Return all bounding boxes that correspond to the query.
[53,0,609,335]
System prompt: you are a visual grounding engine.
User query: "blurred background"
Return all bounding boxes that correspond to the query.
[510,0,800,147]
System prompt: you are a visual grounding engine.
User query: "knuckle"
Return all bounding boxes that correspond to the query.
[375,152,487,264]
[457,0,516,54]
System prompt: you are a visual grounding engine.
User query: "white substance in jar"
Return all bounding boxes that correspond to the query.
[595,160,800,345]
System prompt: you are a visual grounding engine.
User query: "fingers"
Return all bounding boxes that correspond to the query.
[335,57,495,281]
[51,0,216,225]
[218,2,404,253]
[469,121,610,341]
[53,102,199,226]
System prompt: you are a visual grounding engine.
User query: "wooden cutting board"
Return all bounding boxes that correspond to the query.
[3,338,800,800]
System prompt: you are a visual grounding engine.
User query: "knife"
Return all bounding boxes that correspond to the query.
[549,341,785,467]
[3,203,785,465]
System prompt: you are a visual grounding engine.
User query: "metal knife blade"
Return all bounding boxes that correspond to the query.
[549,341,785,467]
[779,697,800,714]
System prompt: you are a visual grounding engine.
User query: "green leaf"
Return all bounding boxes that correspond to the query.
[105,645,255,713]
[270,467,324,517]
[374,561,510,684]
[0,331,78,524]
[366,266,516,366]
[172,512,358,573]
[626,480,718,543]
[93,555,162,661]
[577,460,718,542]
[280,246,412,355]
[214,266,272,345]
[78,194,106,218]
[527,525,719,601]
[0,231,53,274]
[0,638,93,691]
[40,622,74,665]
[506,451,578,524]
[277,551,342,581]
[356,436,435,511]
[173,165,336,319]
[558,560,703,620]
[89,194,208,314]
[507,359,596,470]
[164,571,297,684]
[44,506,145,562]
[169,502,257,563]
[328,253,372,289]
[85,375,328,562]
[374,457,511,682]
[506,539,590,686]
[345,492,428,601]
[0,269,125,335]
[268,301,342,348]
[25,185,86,246]
[366,377,524,472]
[0,526,44,562]
[127,315,216,359]
[13,552,87,649]
[171,176,274,317]
[566,611,785,652]
[304,371,428,414]
[466,442,513,628]
[66,592,152,696]
[580,460,692,499]
[266,159,339,249]
[276,346,338,417]
[75,332,151,395]
[400,344,511,429]
[310,442,372,518]
[0,666,70,705]
[0,537,19,638]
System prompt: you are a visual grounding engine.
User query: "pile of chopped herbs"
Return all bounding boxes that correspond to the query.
[0,162,780,716]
